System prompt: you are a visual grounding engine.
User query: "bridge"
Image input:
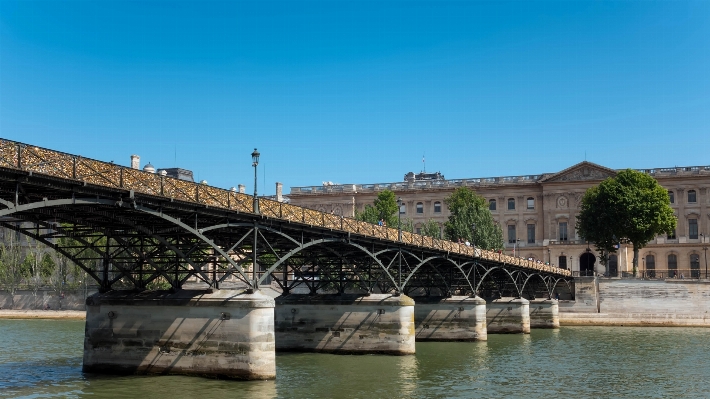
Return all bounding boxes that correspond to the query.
[0,138,573,380]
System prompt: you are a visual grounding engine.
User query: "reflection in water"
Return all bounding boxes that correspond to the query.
[2,320,710,399]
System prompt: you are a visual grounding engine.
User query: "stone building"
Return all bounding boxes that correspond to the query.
[288,162,710,278]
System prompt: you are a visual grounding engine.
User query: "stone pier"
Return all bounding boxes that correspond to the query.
[529,298,559,329]
[274,294,415,355]
[486,297,530,334]
[412,296,487,341]
[82,289,276,380]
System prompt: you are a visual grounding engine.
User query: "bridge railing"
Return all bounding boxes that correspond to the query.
[0,138,571,277]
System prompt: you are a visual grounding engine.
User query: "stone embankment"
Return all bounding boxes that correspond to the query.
[559,277,710,327]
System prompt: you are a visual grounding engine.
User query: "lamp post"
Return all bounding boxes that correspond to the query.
[514,238,520,257]
[547,248,551,265]
[701,233,708,279]
[251,148,260,214]
[397,197,403,241]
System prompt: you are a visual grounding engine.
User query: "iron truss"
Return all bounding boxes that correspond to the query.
[0,139,573,299]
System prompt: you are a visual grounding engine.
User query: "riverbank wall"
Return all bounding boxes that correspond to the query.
[0,289,94,311]
[559,277,710,327]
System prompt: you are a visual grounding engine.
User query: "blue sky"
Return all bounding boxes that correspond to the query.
[1,1,708,195]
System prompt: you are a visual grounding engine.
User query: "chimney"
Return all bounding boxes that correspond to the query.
[238,184,245,194]
[276,182,283,202]
[131,155,140,170]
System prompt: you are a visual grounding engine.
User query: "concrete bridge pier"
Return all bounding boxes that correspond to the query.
[529,298,560,329]
[82,290,276,380]
[412,296,487,341]
[274,294,415,355]
[486,297,531,334]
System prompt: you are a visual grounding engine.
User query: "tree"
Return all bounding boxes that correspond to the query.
[443,187,504,250]
[355,190,399,228]
[577,169,676,276]
[420,219,442,239]
[0,231,30,308]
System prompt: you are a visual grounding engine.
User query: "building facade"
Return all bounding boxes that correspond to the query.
[288,162,710,278]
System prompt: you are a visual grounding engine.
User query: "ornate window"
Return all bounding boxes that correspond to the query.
[434,201,441,213]
[489,199,496,211]
[527,224,535,244]
[668,190,674,204]
[689,219,698,239]
[668,254,678,278]
[688,190,697,203]
[690,254,700,278]
[646,255,655,278]
[416,202,424,214]
[508,225,516,244]
[559,222,568,241]
[558,256,567,270]
[508,198,515,210]
[527,197,534,210]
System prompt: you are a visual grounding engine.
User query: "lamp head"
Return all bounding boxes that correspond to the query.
[251,148,260,167]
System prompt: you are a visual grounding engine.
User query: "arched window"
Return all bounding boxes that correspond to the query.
[668,190,674,204]
[527,197,534,210]
[646,255,656,278]
[489,199,496,211]
[508,198,515,210]
[688,190,697,203]
[416,202,424,214]
[558,256,567,270]
[433,201,441,213]
[690,254,700,278]
[608,255,618,277]
[668,254,678,278]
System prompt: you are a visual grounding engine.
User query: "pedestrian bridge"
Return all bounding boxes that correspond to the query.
[0,138,573,380]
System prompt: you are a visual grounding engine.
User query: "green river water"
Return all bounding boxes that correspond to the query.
[0,319,708,398]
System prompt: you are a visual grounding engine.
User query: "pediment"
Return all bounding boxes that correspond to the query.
[540,162,617,183]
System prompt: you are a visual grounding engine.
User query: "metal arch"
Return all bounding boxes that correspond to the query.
[133,204,253,284]
[51,204,215,288]
[0,198,14,209]
[0,197,248,287]
[399,255,467,295]
[260,238,399,289]
[550,277,574,298]
[474,265,522,297]
[519,272,552,299]
[0,221,102,283]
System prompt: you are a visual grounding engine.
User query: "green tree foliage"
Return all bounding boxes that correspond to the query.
[443,187,504,250]
[420,219,442,239]
[577,169,676,276]
[356,190,399,227]
[0,233,30,307]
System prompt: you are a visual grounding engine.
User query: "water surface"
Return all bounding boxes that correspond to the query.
[1,320,708,398]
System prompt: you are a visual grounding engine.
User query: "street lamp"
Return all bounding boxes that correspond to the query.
[514,238,520,257]
[397,197,403,241]
[547,248,551,265]
[251,148,260,214]
[701,233,708,279]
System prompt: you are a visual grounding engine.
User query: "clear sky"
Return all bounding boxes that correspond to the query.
[1,1,708,195]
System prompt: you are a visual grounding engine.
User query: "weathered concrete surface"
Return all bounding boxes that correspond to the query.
[0,289,95,311]
[274,294,415,355]
[486,298,530,334]
[83,289,275,380]
[412,296,487,341]
[528,298,559,329]
[560,278,710,327]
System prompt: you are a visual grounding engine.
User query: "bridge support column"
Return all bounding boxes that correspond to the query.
[82,290,276,380]
[274,294,415,355]
[486,297,530,334]
[412,296,487,341]
[529,298,559,329]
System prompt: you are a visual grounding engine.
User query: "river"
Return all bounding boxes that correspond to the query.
[1,319,708,398]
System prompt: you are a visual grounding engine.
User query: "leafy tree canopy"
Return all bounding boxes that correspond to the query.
[356,190,400,228]
[443,187,504,250]
[577,169,676,275]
